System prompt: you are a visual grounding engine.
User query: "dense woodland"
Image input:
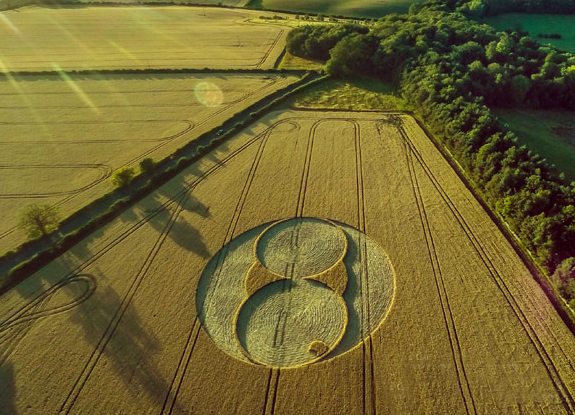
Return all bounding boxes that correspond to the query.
[286,1,575,305]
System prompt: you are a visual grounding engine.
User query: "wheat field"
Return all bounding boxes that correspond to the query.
[0,73,298,254]
[1,110,574,414]
[0,5,286,71]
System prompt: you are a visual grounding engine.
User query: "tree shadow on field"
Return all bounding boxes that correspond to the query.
[4,253,187,412]
[67,283,183,411]
[168,217,210,258]
[12,252,79,301]
[134,191,211,258]
[47,260,187,413]
[0,362,18,415]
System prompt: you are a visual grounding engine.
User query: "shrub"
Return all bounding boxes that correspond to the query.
[139,157,155,174]
[111,167,135,188]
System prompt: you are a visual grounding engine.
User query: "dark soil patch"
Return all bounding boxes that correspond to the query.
[552,126,575,147]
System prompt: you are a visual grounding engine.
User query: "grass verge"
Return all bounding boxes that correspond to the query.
[289,76,406,111]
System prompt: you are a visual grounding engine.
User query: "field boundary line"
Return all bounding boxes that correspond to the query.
[0,73,323,288]
[1,119,290,408]
[408,114,575,331]
[256,29,285,69]
[0,76,278,236]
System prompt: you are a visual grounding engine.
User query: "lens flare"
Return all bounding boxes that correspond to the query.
[0,14,21,36]
[194,82,224,107]
[52,63,100,114]
[107,40,142,66]
[0,57,49,136]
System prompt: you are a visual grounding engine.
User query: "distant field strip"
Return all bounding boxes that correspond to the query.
[254,0,416,18]
[0,73,298,254]
[0,6,286,71]
[485,14,575,53]
[1,110,574,414]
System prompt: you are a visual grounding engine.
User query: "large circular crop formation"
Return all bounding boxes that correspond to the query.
[197,217,395,368]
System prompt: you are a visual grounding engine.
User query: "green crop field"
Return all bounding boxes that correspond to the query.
[484,14,575,53]
[495,108,575,181]
[248,0,415,18]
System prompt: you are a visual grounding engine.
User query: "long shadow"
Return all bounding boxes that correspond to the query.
[66,281,183,411]
[7,253,185,412]
[0,362,17,415]
[3,236,184,412]
[169,217,210,258]
[134,191,211,258]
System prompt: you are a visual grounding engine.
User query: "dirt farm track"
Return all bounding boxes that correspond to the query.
[1,110,575,414]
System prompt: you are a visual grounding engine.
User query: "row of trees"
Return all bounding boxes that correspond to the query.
[286,7,575,305]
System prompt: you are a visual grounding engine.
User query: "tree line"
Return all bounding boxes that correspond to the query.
[286,6,575,306]
[422,0,575,18]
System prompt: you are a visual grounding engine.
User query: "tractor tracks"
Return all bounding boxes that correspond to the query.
[161,120,296,415]
[389,115,575,414]
[401,134,477,415]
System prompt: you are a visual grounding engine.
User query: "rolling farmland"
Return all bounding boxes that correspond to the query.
[2,110,575,414]
[495,109,575,181]
[0,6,287,71]
[484,14,575,53]
[0,72,299,254]
[249,0,415,18]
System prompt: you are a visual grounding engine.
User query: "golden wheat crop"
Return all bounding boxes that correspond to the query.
[1,110,575,414]
[0,73,298,254]
[0,5,286,71]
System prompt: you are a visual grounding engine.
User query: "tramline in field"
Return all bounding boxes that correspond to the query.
[1,110,574,414]
[0,73,299,254]
[0,6,287,71]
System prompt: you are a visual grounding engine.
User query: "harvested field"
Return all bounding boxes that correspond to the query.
[0,72,299,254]
[0,6,286,71]
[2,109,575,414]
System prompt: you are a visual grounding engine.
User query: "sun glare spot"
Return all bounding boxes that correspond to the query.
[194,82,224,107]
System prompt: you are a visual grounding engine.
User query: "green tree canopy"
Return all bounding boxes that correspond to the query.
[18,204,60,239]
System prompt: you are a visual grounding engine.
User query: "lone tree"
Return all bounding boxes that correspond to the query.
[111,167,135,188]
[139,157,155,174]
[18,204,60,239]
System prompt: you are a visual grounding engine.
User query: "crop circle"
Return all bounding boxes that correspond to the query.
[196,217,395,368]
